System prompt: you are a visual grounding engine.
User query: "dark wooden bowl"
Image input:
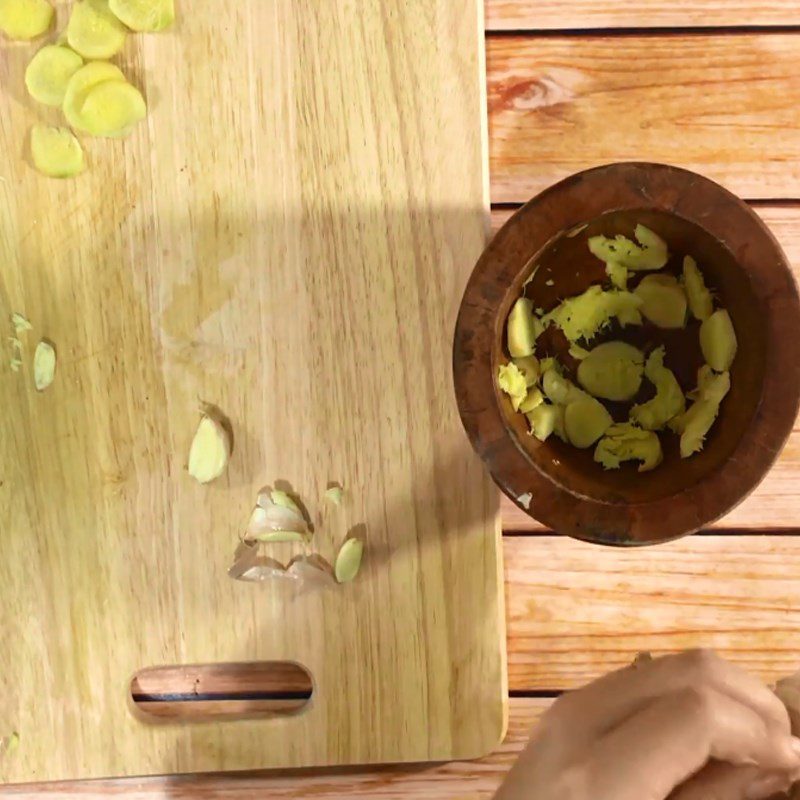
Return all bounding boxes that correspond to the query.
[453,163,800,546]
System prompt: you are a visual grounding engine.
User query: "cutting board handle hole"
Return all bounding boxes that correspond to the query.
[129,661,313,723]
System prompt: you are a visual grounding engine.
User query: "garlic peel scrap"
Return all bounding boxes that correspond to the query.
[240,558,292,583]
[33,340,56,391]
[228,540,260,579]
[334,538,364,584]
[288,556,336,589]
[187,414,231,484]
[11,313,32,333]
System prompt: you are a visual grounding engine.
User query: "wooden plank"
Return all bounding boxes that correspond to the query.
[0,0,504,784]
[487,35,800,203]
[131,536,800,700]
[505,536,800,691]
[491,205,800,531]
[0,699,550,799]
[485,0,800,31]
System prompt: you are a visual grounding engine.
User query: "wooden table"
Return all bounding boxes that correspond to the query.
[6,1,800,796]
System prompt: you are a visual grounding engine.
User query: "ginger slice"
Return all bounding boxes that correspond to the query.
[63,61,126,131]
[0,0,53,40]
[31,126,84,178]
[67,0,127,59]
[80,79,146,137]
[25,45,83,107]
[109,0,173,31]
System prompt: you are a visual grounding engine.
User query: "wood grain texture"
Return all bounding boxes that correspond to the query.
[487,34,800,203]
[129,535,800,699]
[506,536,800,690]
[0,0,505,783]
[492,204,800,532]
[485,0,800,30]
[0,701,550,799]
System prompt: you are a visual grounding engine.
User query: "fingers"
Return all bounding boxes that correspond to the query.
[582,687,800,800]
[550,650,792,743]
[668,762,795,800]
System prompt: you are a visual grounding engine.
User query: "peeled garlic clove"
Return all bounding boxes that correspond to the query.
[270,490,302,515]
[33,340,56,390]
[526,403,561,442]
[700,309,737,372]
[506,297,542,357]
[518,387,544,414]
[335,538,364,584]
[187,414,231,484]
[683,255,713,321]
[634,274,688,329]
[251,531,307,544]
[325,486,344,506]
[564,397,613,449]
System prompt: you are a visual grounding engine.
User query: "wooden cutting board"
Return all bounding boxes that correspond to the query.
[0,0,506,782]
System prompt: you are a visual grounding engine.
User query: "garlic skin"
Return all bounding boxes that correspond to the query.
[33,340,56,391]
[247,495,308,537]
[187,414,231,484]
[11,313,32,334]
[288,556,336,590]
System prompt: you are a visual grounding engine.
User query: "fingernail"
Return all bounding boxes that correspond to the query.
[746,773,791,800]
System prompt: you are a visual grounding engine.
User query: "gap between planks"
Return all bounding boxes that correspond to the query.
[134,535,800,705]
[0,699,551,799]
[485,0,800,33]
[491,205,800,532]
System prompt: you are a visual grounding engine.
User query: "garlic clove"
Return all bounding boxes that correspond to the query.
[334,538,365,584]
[325,485,344,506]
[33,340,56,391]
[250,531,307,544]
[247,499,308,535]
[270,489,302,515]
[187,413,231,484]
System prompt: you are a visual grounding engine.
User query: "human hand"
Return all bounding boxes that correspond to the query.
[495,650,800,800]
